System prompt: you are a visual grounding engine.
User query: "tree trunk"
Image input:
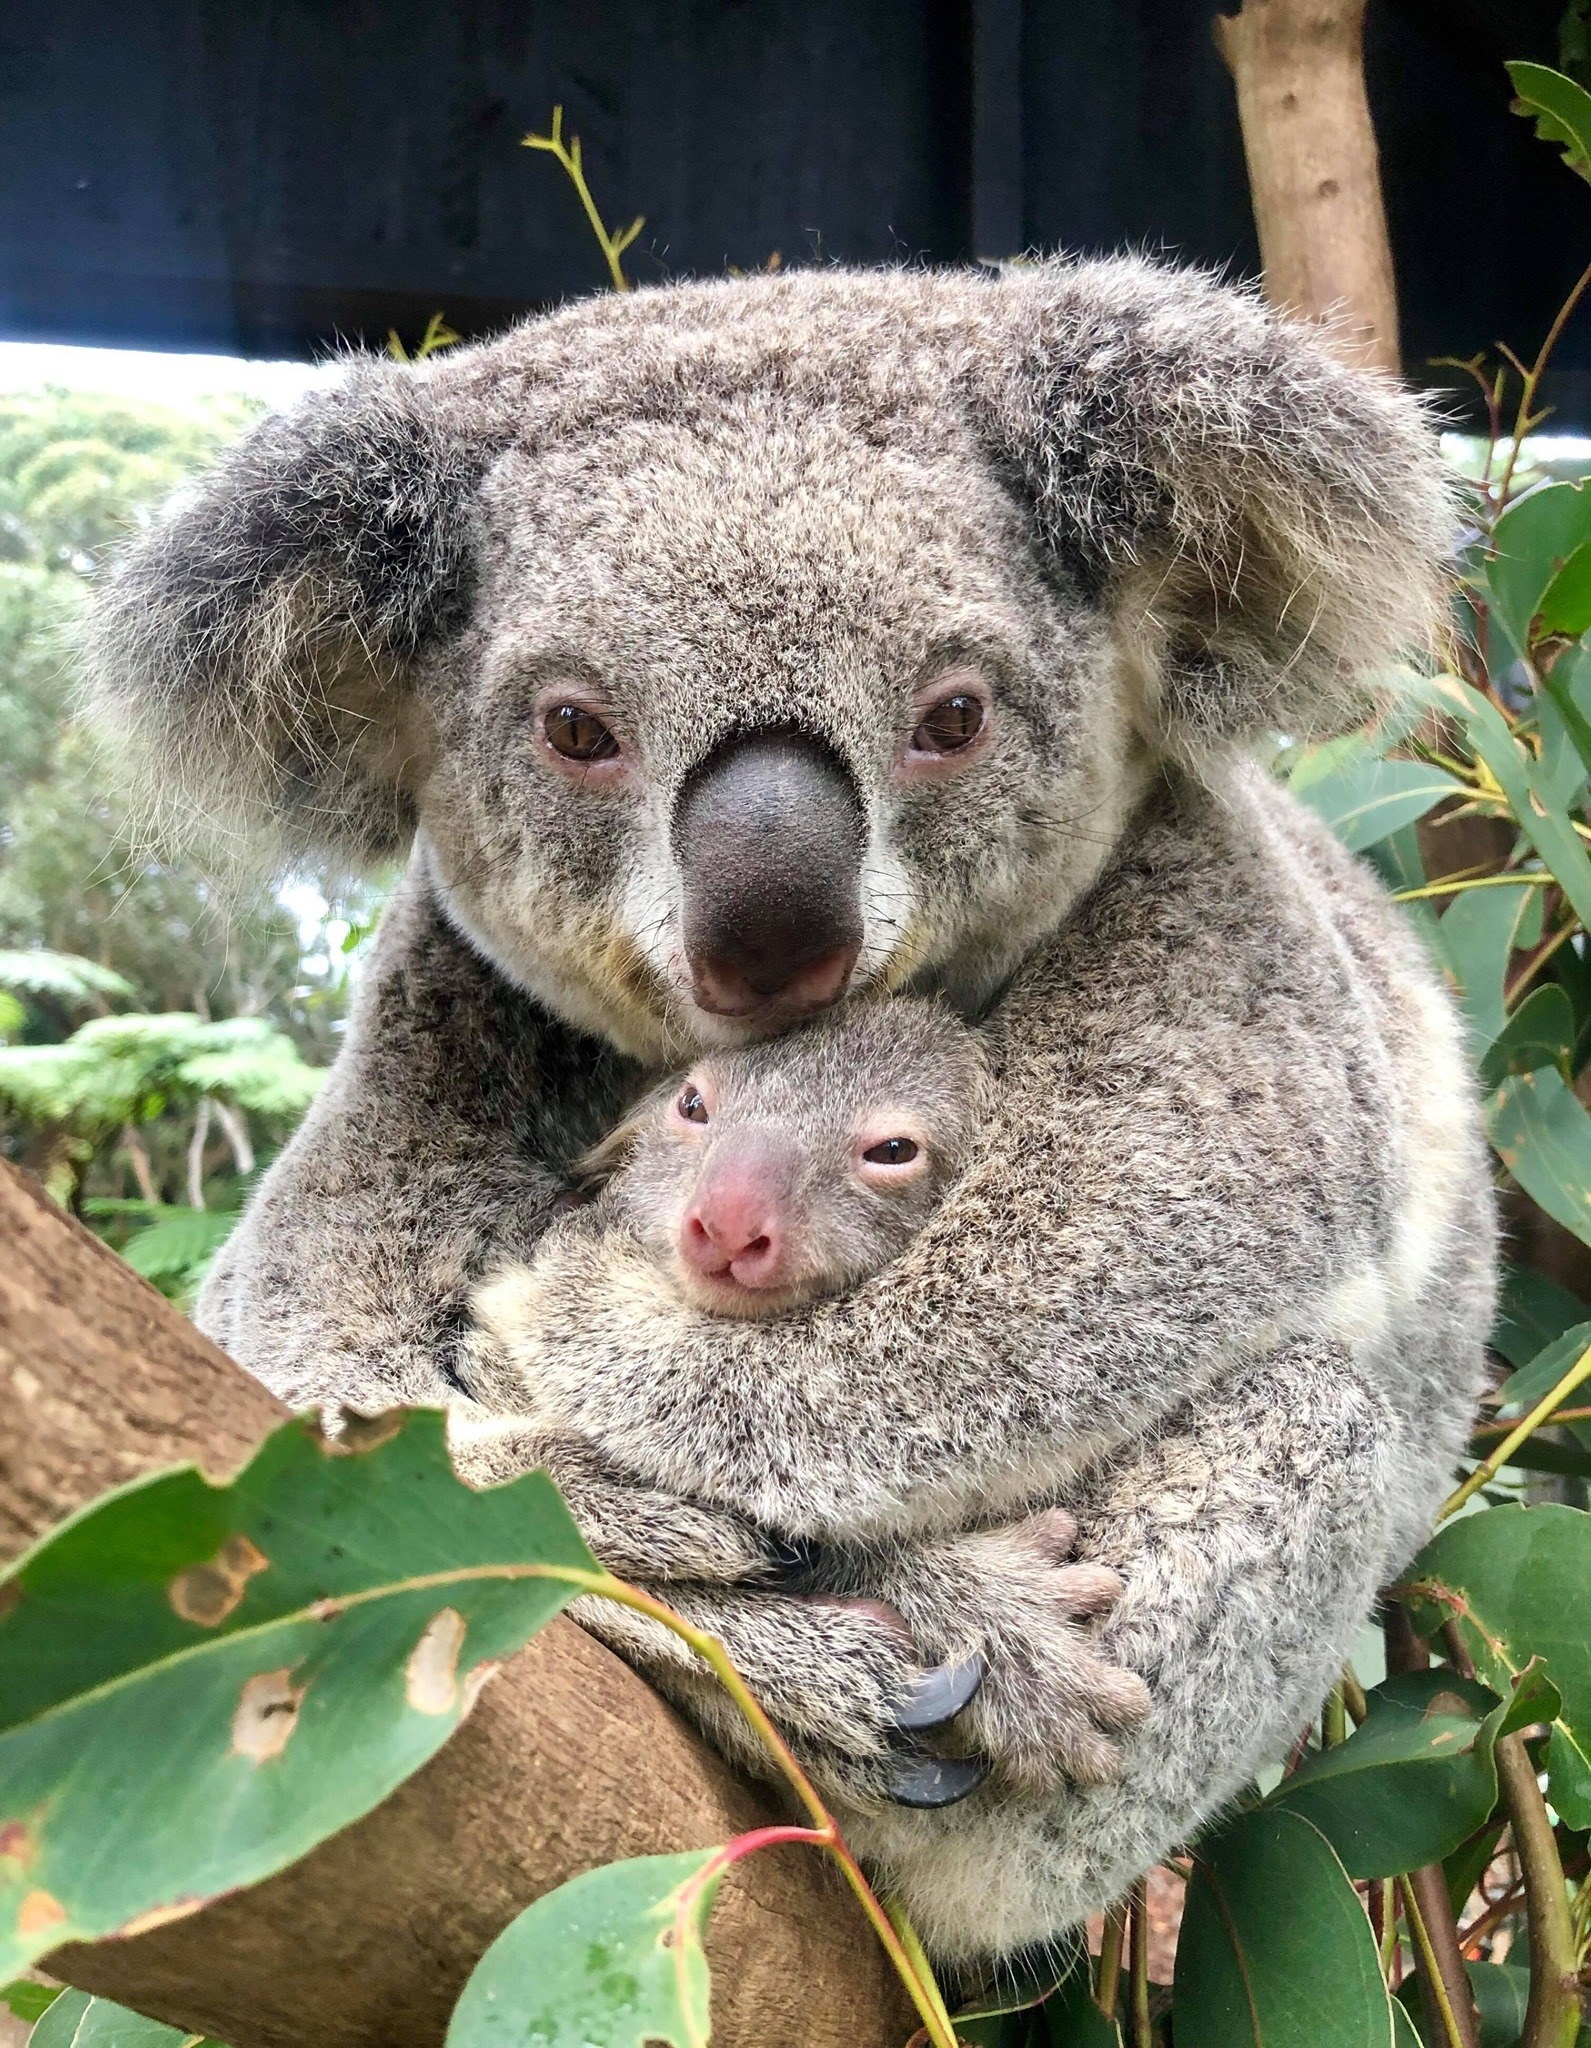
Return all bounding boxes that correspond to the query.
[0,1162,914,2048]
[1215,0,1400,373]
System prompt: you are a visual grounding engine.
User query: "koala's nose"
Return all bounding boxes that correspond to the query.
[680,1152,792,1290]
[673,728,865,1020]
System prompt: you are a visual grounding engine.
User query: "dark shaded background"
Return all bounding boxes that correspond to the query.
[0,0,1586,419]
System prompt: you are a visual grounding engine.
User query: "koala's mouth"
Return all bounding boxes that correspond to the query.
[671,1260,826,1322]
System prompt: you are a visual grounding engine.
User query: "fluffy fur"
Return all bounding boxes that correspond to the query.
[86,256,1491,1963]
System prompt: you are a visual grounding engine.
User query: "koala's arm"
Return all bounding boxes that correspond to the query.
[472,773,1494,1543]
[197,850,642,1410]
[845,1342,1407,1962]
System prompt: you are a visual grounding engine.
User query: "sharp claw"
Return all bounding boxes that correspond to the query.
[893,1651,987,1733]
[884,1749,991,1809]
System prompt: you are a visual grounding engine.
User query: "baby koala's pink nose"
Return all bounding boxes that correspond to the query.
[680,1163,788,1289]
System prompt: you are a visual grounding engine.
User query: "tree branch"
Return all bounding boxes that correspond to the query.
[1215,0,1400,372]
[0,1161,914,2048]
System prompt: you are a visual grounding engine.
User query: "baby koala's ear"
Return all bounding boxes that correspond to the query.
[972,255,1455,754]
[85,358,496,869]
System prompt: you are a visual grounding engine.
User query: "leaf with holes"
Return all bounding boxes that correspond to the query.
[1266,1666,1555,1879]
[1402,1504,1591,1828]
[0,1410,596,1979]
[445,1849,720,2048]
[1173,1807,1394,2047]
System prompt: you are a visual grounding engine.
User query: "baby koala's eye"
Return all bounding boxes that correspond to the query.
[676,1085,710,1125]
[862,1136,919,1167]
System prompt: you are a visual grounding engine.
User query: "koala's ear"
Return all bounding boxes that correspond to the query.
[86,359,492,866]
[974,257,1455,751]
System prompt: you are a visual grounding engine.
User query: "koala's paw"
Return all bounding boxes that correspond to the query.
[885,1508,1153,1798]
[446,1409,774,1585]
[576,1584,993,1813]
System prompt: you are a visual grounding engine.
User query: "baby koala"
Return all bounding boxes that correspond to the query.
[563,996,989,1319]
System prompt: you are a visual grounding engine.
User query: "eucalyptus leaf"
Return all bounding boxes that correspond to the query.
[1478,981,1574,1088]
[0,1410,596,1978]
[445,1849,719,2048]
[1410,670,1591,933]
[1041,1948,1122,2047]
[1487,1065,1591,1244]
[1293,756,1466,855]
[1436,884,1547,1052]
[1485,481,1591,656]
[27,1990,215,2046]
[1493,1264,1589,1368]
[1403,1504,1591,1828]
[1173,1807,1394,2047]
[1267,1675,1501,1879]
[1508,60,1591,187]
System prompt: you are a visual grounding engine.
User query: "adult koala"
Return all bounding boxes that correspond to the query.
[89,257,1492,1963]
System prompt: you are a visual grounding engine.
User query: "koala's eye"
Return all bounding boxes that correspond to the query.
[862,1136,919,1167]
[911,693,985,755]
[676,1086,710,1125]
[544,703,620,763]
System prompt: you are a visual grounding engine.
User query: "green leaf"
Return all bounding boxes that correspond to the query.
[1508,60,1591,186]
[1485,482,1591,656]
[1041,1948,1122,2046]
[1495,1320,1591,1425]
[1267,1669,1517,1879]
[1540,538,1591,638]
[1493,1264,1588,1367]
[0,1978,59,2023]
[1403,1504,1591,1828]
[26,1990,214,2046]
[1389,2000,1421,2048]
[0,1410,596,1979]
[1293,756,1466,855]
[1487,1065,1591,1244]
[1462,1961,1530,2048]
[1174,1807,1394,2047]
[1412,671,1591,933]
[1540,641,1591,783]
[1478,981,1574,1087]
[117,1207,238,1285]
[1436,885,1546,1052]
[445,1850,719,2048]
[0,951,134,1005]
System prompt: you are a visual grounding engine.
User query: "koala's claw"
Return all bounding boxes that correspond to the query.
[761,1532,825,1587]
[892,1650,988,1733]
[883,1749,992,1809]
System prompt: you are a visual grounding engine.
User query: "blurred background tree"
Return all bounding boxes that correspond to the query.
[0,389,376,1294]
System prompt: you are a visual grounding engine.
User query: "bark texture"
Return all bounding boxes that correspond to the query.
[0,1161,914,2048]
[1215,0,1400,372]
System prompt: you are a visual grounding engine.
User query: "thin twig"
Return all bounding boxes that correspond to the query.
[1129,1878,1153,2048]
[1391,871,1549,904]
[1399,1874,1477,2048]
[1496,254,1591,509]
[522,106,644,292]
[1493,1731,1581,2048]
[1441,1342,1591,1518]
[1096,1896,1128,2018]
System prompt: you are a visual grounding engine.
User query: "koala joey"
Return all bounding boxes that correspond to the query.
[88,254,1496,1963]
[468,995,1154,1817]
[552,996,989,1317]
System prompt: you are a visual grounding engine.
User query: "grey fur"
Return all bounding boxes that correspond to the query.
[86,255,1491,1964]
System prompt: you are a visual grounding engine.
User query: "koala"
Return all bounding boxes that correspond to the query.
[518,996,991,1319]
[86,255,1495,1964]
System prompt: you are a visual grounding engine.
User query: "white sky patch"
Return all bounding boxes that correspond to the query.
[0,339,337,408]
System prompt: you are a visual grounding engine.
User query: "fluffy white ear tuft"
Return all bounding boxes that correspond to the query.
[975,255,1455,754]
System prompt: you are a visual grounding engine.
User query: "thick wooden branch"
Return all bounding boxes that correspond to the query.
[1215,0,1400,373]
[0,1163,913,2048]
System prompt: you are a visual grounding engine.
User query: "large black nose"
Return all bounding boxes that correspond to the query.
[673,729,865,1020]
